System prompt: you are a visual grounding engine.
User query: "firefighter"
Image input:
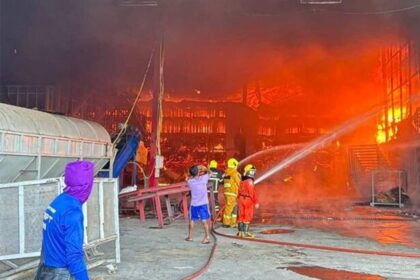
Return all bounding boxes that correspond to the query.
[208,160,224,212]
[223,158,241,228]
[237,164,259,238]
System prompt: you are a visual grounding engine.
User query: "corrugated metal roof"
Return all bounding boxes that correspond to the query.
[0,103,110,142]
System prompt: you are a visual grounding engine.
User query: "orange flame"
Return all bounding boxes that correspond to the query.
[376,107,406,143]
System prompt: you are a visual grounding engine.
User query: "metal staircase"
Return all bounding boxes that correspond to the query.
[348,144,390,187]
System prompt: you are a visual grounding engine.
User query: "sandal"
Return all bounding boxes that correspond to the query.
[185,237,193,242]
[201,238,210,244]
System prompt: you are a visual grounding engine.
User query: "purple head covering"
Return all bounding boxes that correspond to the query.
[64,160,94,204]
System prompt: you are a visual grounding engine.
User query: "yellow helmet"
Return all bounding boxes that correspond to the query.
[209,160,218,169]
[243,164,256,178]
[227,158,239,169]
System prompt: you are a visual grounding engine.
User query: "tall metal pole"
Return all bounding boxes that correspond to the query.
[149,2,164,189]
[382,48,389,142]
[408,41,413,117]
[399,43,404,121]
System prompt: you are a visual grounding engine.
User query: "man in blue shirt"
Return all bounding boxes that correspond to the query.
[35,161,94,280]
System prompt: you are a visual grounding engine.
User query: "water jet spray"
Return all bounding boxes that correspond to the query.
[254,105,382,185]
[239,143,307,166]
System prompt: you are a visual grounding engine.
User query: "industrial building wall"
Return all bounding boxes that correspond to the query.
[404,148,420,207]
[381,38,420,208]
[0,0,3,88]
[384,143,420,208]
[0,0,8,105]
[404,38,420,208]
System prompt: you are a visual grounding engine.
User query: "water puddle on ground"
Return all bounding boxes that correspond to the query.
[255,202,420,248]
[260,228,295,234]
[286,266,385,279]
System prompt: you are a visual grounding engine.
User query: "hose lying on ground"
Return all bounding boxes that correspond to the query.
[214,228,420,258]
[181,210,420,280]
[180,230,218,280]
[180,207,224,280]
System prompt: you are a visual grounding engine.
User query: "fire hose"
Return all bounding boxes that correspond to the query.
[213,229,420,258]
[181,207,420,280]
[180,230,218,280]
[255,214,418,222]
[179,208,223,280]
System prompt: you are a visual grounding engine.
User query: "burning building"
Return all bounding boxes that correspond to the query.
[3,1,420,279]
[137,99,257,173]
[1,0,420,202]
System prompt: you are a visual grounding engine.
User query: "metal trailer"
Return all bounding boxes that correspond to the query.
[0,103,120,277]
[0,103,112,183]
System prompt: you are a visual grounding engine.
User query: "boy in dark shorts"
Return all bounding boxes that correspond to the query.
[185,165,211,244]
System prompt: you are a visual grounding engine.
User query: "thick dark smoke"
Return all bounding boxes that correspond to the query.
[1,0,157,96]
[1,0,418,103]
[164,1,399,99]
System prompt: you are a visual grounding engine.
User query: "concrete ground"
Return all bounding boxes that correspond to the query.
[89,212,420,280]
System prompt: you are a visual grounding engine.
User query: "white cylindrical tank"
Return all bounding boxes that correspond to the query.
[0,103,112,183]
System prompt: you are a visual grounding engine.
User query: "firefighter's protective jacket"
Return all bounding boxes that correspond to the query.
[238,178,258,223]
[222,168,241,226]
[223,168,241,198]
